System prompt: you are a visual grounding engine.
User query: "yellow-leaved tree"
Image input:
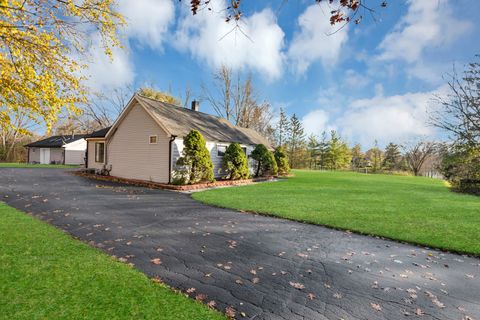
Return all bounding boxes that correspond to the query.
[0,0,125,133]
[138,87,182,106]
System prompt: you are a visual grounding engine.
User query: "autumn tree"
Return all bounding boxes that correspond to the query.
[351,143,365,170]
[404,141,438,176]
[138,87,182,106]
[184,1,388,27]
[307,134,319,169]
[203,65,273,138]
[0,0,124,133]
[222,142,250,180]
[317,131,329,169]
[176,130,214,184]
[286,114,306,169]
[366,141,383,173]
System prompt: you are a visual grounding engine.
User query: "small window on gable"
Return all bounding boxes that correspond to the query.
[217,145,227,157]
[149,135,158,144]
[95,142,105,163]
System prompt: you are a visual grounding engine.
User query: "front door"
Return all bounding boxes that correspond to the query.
[40,148,50,164]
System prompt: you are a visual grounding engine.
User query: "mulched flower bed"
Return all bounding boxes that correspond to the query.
[73,170,277,191]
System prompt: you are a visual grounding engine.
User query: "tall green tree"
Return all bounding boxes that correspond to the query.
[274,146,290,176]
[287,114,306,169]
[275,107,289,147]
[325,130,351,170]
[317,131,329,169]
[176,130,214,184]
[307,134,319,169]
[251,144,278,177]
[222,143,250,180]
[383,142,402,171]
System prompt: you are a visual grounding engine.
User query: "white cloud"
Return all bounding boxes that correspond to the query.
[81,33,135,91]
[288,3,349,74]
[378,0,472,63]
[117,0,175,49]
[174,1,285,79]
[302,109,334,137]
[338,89,444,146]
[344,69,369,89]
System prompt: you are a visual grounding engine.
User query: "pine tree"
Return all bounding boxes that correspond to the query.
[287,114,306,169]
[275,107,289,147]
[222,143,250,180]
[383,142,402,171]
[176,130,214,184]
[325,130,351,169]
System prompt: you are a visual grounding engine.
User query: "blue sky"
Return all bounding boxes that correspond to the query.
[83,0,479,148]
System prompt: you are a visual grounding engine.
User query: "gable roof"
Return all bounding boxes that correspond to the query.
[132,94,271,147]
[26,134,89,148]
[88,127,111,138]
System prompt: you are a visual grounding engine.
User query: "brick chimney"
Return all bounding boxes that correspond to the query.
[191,100,199,112]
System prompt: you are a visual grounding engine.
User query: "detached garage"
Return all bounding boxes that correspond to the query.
[26,134,88,165]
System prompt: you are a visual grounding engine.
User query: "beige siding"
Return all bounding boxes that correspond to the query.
[65,150,85,165]
[50,148,64,164]
[28,147,40,163]
[108,102,170,183]
[87,139,105,170]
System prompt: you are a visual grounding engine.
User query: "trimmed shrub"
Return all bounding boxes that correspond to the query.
[251,144,278,177]
[222,143,250,180]
[274,146,290,176]
[176,130,214,184]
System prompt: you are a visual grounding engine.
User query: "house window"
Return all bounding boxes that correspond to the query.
[95,142,105,163]
[31,148,36,153]
[217,145,227,157]
[149,135,158,144]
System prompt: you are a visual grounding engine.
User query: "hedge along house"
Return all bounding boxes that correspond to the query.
[25,134,89,165]
[86,94,271,183]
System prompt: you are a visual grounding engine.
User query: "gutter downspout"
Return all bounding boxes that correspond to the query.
[168,135,177,184]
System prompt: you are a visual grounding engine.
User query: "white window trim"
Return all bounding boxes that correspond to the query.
[95,142,105,163]
[217,144,227,157]
[149,135,158,144]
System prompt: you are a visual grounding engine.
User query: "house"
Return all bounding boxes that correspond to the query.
[86,94,271,183]
[26,134,89,165]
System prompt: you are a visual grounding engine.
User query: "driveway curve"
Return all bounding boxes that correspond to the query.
[0,168,479,320]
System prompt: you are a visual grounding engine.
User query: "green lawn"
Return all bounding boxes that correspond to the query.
[0,162,78,168]
[0,202,224,320]
[193,170,480,256]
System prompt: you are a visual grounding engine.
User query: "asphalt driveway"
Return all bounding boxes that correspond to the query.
[1,168,479,320]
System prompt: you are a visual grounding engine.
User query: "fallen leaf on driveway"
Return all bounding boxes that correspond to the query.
[152,276,162,283]
[150,258,162,265]
[415,308,425,316]
[186,287,196,293]
[235,279,243,285]
[370,303,382,311]
[195,294,207,301]
[289,282,305,290]
[333,293,343,299]
[252,277,260,284]
[250,269,257,275]
[207,300,216,308]
[307,293,316,300]
[297,253,309,258]
[225,306,236,318]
